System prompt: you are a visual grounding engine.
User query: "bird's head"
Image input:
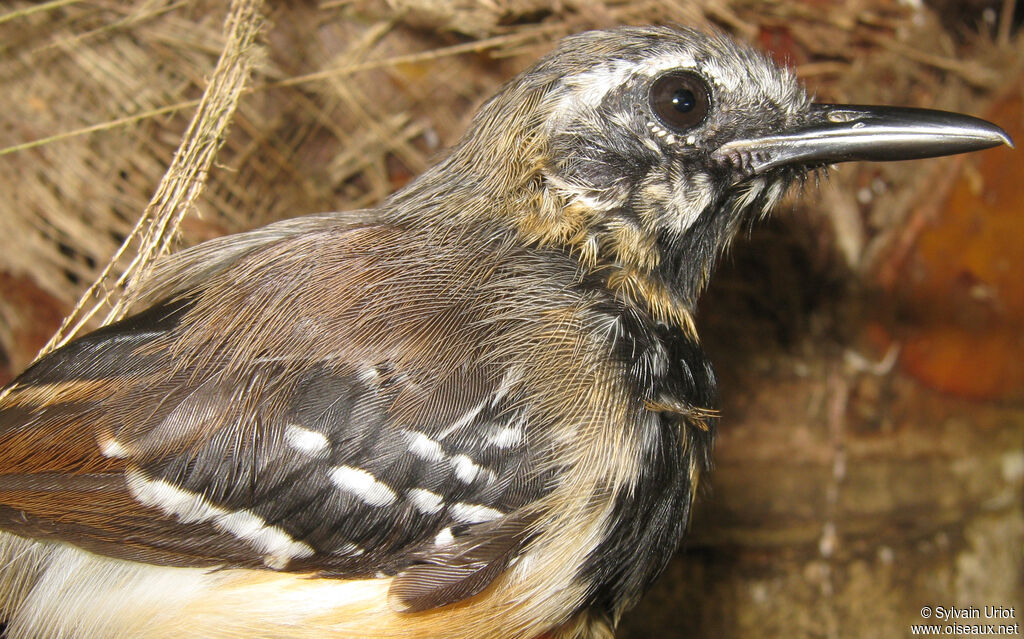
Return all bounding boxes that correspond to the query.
[393,26,1010,329]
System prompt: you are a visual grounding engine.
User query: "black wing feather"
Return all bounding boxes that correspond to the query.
[0,287,550,609]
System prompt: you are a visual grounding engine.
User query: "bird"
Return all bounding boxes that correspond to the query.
[0,25,1010,639]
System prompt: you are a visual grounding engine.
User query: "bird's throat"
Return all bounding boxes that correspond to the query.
[511,196,701,337]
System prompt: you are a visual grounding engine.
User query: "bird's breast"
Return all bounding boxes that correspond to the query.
[541,293,716,621]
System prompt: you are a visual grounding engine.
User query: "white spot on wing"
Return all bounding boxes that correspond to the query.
[330,465,398,507]
[451,455,496,485]
[99,438,128,459]
[126,471,208,523]
[436,400,486,440]
[284,424,329,456]
[407,488,444,514]
[434,527,454,546]
[486,425,523,449]
[215,509,313,569]
[490,369,520,406]
[356,366,380,384]
[451,455,480,483]
[125,469,314,568]
[450,502,503,524]
[405,430,445,462]
[337,542,366,556]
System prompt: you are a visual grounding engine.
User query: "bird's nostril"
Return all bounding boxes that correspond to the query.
[827,109,861,123]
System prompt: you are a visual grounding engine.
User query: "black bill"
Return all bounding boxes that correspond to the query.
[713,103,1013,174]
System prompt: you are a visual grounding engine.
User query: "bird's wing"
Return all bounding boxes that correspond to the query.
[0,218,552,612]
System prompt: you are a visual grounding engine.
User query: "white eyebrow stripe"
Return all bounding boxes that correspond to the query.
[549,52,700,124]
[329,466,398,507]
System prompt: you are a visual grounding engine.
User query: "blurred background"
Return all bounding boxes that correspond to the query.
[0,1,1021,637]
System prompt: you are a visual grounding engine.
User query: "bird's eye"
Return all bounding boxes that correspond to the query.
[649,71,711,133]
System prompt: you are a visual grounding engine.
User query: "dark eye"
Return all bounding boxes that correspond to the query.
[649,71,711,133]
